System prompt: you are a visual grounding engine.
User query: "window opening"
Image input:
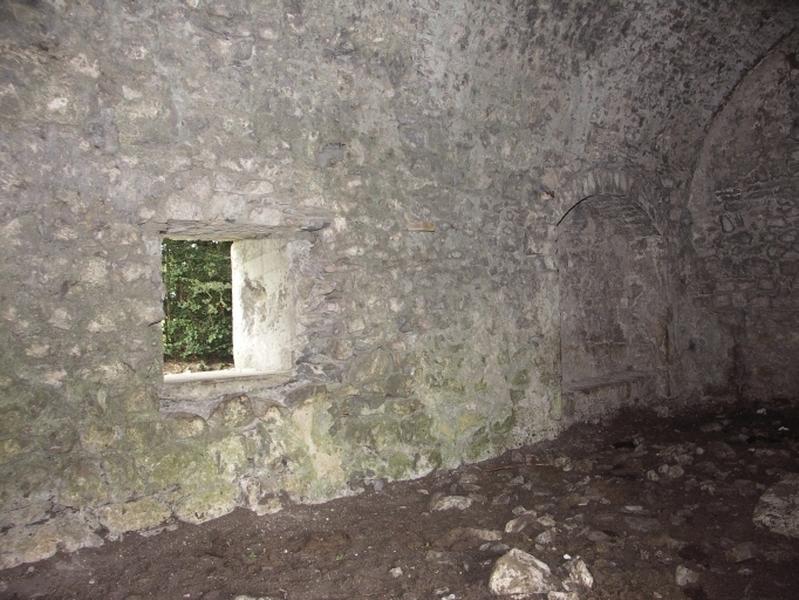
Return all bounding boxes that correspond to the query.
[162,239,233,375]
[161,236,294,382]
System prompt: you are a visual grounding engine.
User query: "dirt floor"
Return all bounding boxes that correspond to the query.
[2,400,798,600]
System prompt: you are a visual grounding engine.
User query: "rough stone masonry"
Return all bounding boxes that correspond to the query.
[0,0,797,569]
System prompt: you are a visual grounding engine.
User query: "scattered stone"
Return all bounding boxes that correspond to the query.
[463,528,503,541]
[726,542,757,563]
[426,550,457,565]
[548,592,579,600]
[535,529,555,545]
[390,566,403,578]
[657,464,685,479]
[442,527,503,549]
[489,549,557,597]
[505,512,538,534]
[431,495,473,512]
[586,529,611,543]
[623,516,661,533]
[553,457,573,472]
[566,558,594,589]
[537,515,556,528]
[492,492,514,506]
[655,406,670,418]
[708,441,736,460]
[512,505,532,516]
[700,422,723,433]
[468,493,488,505]
[675,565,700,587]
[753,473,799,538]
[480,542,511,554]
[699,481,716,494]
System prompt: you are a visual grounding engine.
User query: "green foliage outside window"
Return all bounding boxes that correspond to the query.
[162,239,233,361]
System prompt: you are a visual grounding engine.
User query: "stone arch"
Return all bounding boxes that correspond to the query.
[554,169,670,421]
[553,167,663,236]
[680,30,799,401]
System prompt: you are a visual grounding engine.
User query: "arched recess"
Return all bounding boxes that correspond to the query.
[679,30,799,401]
[556,189,670,422]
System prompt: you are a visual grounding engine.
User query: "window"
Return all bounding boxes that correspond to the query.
[162,239,234,375]
[161,237,294,382]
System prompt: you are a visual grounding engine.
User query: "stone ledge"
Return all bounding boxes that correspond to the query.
[160,370,293,418]
[563,370,654,394]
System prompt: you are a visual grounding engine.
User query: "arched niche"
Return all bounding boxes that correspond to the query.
[557,193,670,421]
[682,31,799,401]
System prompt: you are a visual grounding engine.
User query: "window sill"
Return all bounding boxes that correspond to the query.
[160,369,293,417]
[163,368,287,384]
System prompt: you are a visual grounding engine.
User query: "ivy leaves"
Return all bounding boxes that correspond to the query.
[162,240,233,361]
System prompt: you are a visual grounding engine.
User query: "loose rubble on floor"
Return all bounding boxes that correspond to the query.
[1,401,798,600]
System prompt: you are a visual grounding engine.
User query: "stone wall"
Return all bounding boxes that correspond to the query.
[559,194,670,418]
[1,0,797,569]
[678,31,799,401]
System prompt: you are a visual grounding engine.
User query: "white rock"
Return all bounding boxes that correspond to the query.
[443,527,503,546]
[675,565,700,587]
[726,541,756,563]
[567,558,594,589]
[489,548,556,597]
[548,593,579,600]
[431,495,473,511]
[535,529,555,545]
[481,541,512,554]
[668,465,685,479]
[390,566,403,578]
[753,473,799,538]
[537,515,556,528]
[505,512,538,534]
